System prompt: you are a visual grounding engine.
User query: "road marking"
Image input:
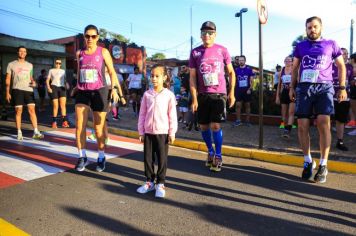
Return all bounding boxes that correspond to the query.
[0,218,29,236]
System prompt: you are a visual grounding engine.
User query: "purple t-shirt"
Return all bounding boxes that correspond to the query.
[235,66,254,91]
[332,63,353,98]
[189,44,231,94]
[293,39,342,84]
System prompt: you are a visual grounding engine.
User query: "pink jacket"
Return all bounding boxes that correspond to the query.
[138,88,178,137]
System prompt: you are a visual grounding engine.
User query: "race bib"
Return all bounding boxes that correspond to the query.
[203,73,219,86]
[80,69,98,83]
[239,79,248,88]
[301,69,319,83]
[282,75,291,84]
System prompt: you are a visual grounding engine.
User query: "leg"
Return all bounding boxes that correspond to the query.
[27,104,38,129]
[281,104,288,125]
[15,106,23,130]
[144,134,155,182]
[156,134,168,184]
[52,99,59,118]
[297,118,311,156]
[245,102,251,123]
[235,101,242,121]
[75,104,89,150]
[317,115,331,161]
[287,103,295,126]
[59,97,67,117]
[93,111,107,151]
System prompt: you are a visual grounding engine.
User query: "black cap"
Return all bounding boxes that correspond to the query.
[200,21,216,31]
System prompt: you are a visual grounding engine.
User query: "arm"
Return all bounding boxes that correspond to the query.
[189,68,198,112]
[226,63,236,108]
[275,71,282,104]
[102,48,125,104]
[5,72,11,103]
[335,55,347,102]
[46,71,52,93]
[289,57,300,101]
[168,93,178,144]
[137,94,147,142]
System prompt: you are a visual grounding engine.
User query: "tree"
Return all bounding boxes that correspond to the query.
[149,53,166,60]
[291,34,307,52]
[99,28,130,43]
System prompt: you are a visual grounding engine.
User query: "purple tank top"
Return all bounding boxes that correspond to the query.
[77,46,105,91]
[280,67,292,90]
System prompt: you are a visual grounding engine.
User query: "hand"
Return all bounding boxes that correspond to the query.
[168,135,175,144]
[246,89,251,95]
[48,88,53,93]
[275,96,280,105]
[65,82,70,90]
[70,87,78,97]
[289,88,296,102]
[338,90,347,103]
[120,97,126,106]
[111,89,119,104]
[6,93,11,103]
[29,80,37,88]
[139,135,144,143]
[228,93,235,108]
[191,99,198,113]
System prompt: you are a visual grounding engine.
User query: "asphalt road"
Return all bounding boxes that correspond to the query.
[0,127,355,235]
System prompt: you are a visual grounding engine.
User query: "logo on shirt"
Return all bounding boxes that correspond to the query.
[302,55,317,68]
[193,50,202,58]
[200,62,212,74]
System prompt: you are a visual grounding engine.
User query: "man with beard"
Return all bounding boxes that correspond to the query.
[289,16,347,183]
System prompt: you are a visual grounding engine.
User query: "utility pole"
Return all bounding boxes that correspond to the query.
[351,19,354,54]
[190,5,193,52]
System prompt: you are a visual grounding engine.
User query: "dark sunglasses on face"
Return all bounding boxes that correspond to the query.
[201,31,215,36]
[85,34,98,40]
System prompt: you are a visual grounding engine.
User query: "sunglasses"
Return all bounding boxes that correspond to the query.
[201,31,215,36]
[85,34,98,40]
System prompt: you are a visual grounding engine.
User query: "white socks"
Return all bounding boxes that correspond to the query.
[98,150,105,159]
[304,154,312,163]
[78,149,87,158]
[319,158,327,166]
[34,128,40,135]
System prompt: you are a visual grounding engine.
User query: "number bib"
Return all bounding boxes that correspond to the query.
[80,69,98,83]
[203,73,219,86]
[282,75,291,84]
[239,79,248,88]
[301,69,319,83]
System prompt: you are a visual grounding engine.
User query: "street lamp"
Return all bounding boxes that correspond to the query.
[235,8,248,56]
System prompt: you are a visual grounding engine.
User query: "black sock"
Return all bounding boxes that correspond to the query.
[62,116,67,122]
[52,117,57,122]
[285,125,292,131]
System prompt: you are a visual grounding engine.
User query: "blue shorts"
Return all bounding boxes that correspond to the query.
[295,83,334,118]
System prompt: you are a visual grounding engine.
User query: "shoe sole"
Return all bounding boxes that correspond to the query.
[210,166,222,172]
[137,188,155,194]
[76,161,89,172]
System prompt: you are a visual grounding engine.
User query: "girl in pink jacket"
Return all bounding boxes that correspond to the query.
[137,64,178,198]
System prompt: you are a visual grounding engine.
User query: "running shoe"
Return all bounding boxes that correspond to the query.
[282,130,290,139]
[347,129,356,136]
[32,132,44,140]
[234,120,242,127]
[314,165,328,183]
[279,122,285,129]
[210,156,223,172]
[137,181,155,194]
[301,160,316,180]
[345,120,356,129]
[17,133,23,141]
[51,121,57,129]
[75,157,89,172]
[155,183,166,198]
[292,124,297,129]
[336,141,348,151]
[205,152,214,167]
[62,120,70,128]
[87,133,96,141]
[96,157,106,172]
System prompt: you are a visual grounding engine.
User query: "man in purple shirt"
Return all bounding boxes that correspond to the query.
[289,16,347,183]
[189,21,236,172]
[234,55,254,126]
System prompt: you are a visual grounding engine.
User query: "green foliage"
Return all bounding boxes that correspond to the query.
[149,53,166,60]
[99,28,130,43]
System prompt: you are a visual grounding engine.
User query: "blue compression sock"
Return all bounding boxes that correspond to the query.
[201,129,214,155]
[212,129,223,158]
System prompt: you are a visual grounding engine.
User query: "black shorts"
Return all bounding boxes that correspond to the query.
[235,89,251,102]
[50,86,66,100]
[75,87,109,112]
[11,89,35,107]
[197,93,226,124]
[350,86,356,100]
[129,88,142,96]
[37,88,46,98]
[333,100,350,123]
[280,89,293,104]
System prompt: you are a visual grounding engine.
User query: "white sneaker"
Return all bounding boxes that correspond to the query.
[137,181,155,194]
[17,133,23,141]
[155,183,166,198]
[347,129,356,136]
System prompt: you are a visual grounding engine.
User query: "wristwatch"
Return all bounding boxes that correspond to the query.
[339,86,346,90]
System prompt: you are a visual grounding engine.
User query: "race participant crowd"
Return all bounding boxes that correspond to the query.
[5,16,356,198]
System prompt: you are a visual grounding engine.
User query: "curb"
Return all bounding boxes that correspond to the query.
[105,125,356,175]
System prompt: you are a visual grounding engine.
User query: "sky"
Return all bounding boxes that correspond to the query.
[0,0,355,70]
